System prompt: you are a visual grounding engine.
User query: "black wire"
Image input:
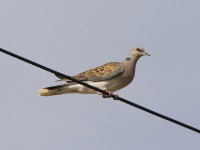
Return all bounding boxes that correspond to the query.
[0,47,200,134]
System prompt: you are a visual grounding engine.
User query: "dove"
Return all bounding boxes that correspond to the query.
[38,47,150,98]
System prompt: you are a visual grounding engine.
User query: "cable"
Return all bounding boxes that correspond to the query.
[0,47,200,134]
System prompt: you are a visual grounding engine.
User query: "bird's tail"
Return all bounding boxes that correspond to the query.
[38,84,75,96]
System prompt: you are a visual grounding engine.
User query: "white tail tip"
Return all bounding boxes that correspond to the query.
[38,89,54,96]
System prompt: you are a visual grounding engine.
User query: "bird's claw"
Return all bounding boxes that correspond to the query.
[97,91,119,100]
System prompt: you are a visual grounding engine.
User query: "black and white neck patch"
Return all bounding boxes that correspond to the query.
[125,57,131,61]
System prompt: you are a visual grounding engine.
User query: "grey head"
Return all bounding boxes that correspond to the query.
[125,47,150,61]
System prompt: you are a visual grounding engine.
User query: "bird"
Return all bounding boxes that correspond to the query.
[38,47,150,98]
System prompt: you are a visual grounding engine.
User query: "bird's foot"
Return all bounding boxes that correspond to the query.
[97,91,119,100]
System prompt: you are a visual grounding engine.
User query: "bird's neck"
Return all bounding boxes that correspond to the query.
[126,55,141,66]
[133,55,141,63]
[123,55,141,78]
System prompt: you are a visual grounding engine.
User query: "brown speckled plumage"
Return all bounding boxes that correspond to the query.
[38,47,150,96]
[55,62,124,82]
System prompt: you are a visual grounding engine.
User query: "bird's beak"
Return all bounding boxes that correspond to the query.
[145,52,150,56]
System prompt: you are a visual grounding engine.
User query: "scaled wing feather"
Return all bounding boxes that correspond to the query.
[54,62,125,82]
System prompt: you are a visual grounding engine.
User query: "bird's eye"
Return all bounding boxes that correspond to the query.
[136,48,143,52]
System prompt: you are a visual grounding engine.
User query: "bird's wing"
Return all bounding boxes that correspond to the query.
[54,62,125,82]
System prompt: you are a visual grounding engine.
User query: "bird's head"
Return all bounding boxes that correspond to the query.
[126,47,150,61]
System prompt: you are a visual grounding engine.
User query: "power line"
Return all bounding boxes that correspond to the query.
[0,47,200,134]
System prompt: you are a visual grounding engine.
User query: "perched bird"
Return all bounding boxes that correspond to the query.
[38,47,150,98]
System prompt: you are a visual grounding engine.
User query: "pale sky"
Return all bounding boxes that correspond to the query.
[0,0,200,150]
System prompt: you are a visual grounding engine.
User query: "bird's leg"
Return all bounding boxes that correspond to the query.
[107,91,119,100]
[97,91,119,100]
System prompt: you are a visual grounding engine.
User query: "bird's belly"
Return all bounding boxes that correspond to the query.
[77,81,109,94]
[77,76,132,94]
